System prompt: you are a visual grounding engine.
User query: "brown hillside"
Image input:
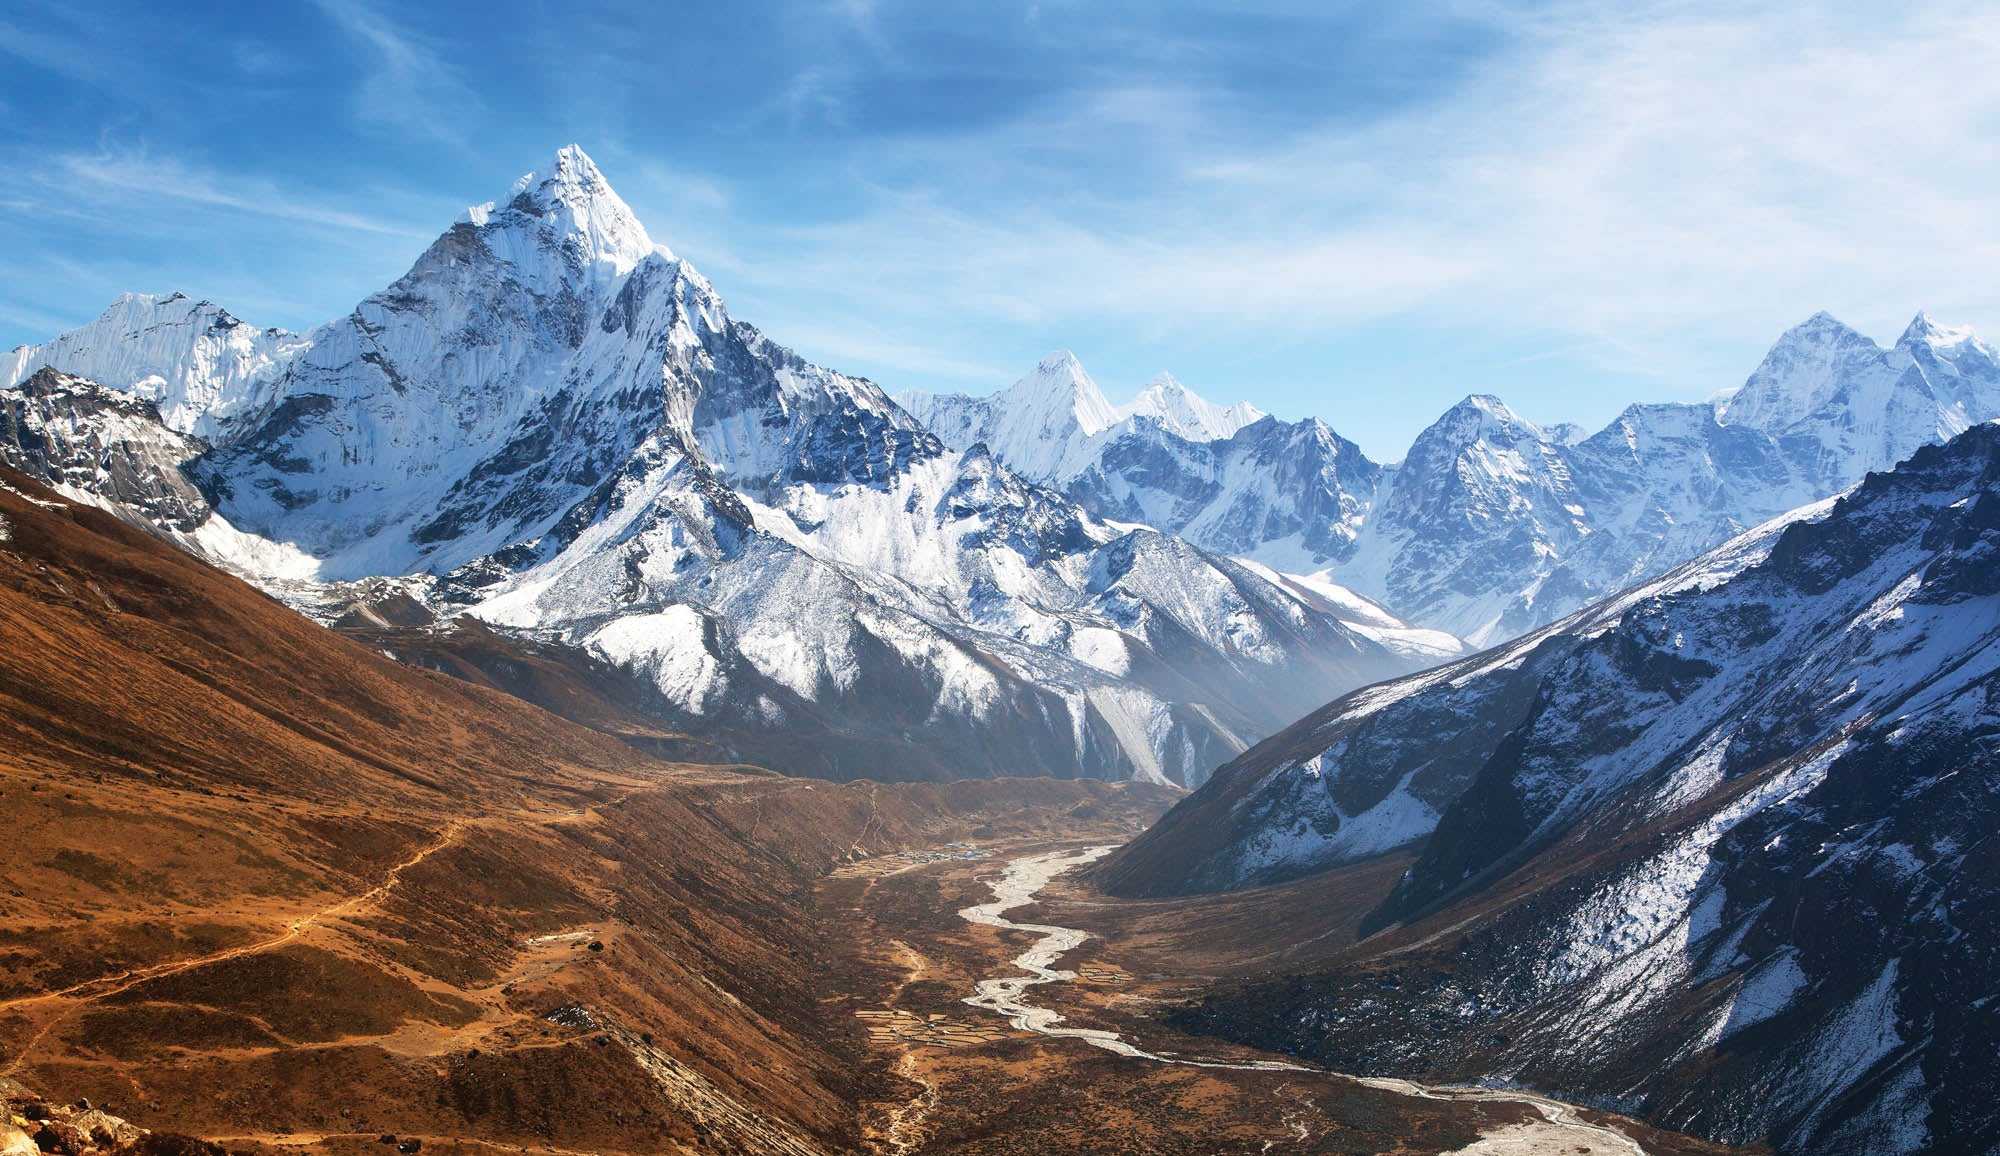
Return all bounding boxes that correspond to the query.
[0,470,1176,1155]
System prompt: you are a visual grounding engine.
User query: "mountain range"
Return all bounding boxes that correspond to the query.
[7,145,2000,791]
[5,143,1998,1156]
[0,148,1433,787]
[904,312,2000,645]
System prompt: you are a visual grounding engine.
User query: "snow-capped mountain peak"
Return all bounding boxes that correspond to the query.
[1714,311,1884,432]
[894,351,1124,484]
[1444,392,1534,433]
[458,144,664,294]
[1004,350,1120,436]
[1709,309,2000,499]
[1123,372,1266,441]
[900,354,1389,588]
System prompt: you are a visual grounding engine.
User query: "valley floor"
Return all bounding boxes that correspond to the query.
[821,838,1748,1156]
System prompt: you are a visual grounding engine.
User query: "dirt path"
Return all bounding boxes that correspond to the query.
[2,820,468,1074]
[881,1051,940,1155]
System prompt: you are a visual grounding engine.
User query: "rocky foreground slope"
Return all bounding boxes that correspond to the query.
[1095,424,2000,1154]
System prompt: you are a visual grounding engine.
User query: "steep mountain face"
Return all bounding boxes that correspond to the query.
[1335,395,1592,642]
[1719,311,2000,470]
[1102,424,2000,1155]
[0,147,1423,786]
[1067,414,1381,569]
[0,367,213,532]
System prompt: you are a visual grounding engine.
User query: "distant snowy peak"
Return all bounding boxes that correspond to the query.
[1716,311,1890,432]
[1389,394,1575,525]
[1125,372,1266,441]
[901,353,1382,588]
[1718,310,2000,444]
[1896,309,1979,349]
[1011,350,1121,435]
[1431,392,1545,442]
[896,354,1266,476]
[2,292,305,438]
[896,352,1119,483]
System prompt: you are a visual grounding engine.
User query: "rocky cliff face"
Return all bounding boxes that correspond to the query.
[0,368,212,532]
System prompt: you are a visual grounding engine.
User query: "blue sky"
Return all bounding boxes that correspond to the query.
[3,0,1997,458]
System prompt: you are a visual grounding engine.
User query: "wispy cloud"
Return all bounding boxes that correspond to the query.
[55,148,433,239]
[657,0,2000,400]
[10,0,2000,452]
[307,0,480,146]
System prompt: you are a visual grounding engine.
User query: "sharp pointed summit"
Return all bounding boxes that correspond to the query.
[458,144,663,288]
[1896,309,1980,350]
[1002,350,1119,435]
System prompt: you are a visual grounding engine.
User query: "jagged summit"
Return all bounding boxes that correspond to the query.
[514,144,617,209]
[898,351,1390,587]
[1718,309,2000,455]
[1125,372,1265,441]
[1423,393,1540,441]
[1898,309,1982,350]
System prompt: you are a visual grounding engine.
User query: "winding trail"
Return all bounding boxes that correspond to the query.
[957,845,1649,1156]
[2,820,468,1075]
[882,1051,939,1155]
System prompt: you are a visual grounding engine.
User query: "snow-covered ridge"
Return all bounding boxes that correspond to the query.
[3,293,306,439]
[897,357,1264,459]
[1126,373,1267,441]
